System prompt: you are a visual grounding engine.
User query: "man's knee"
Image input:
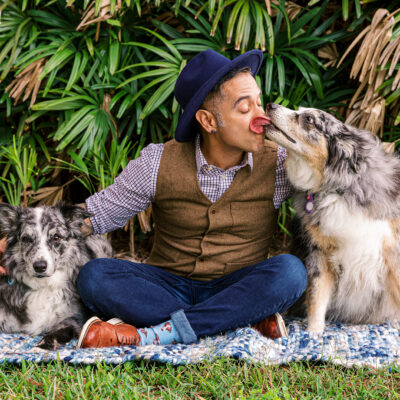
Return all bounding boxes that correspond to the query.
[77,258,111,302]
[273,254,307,296]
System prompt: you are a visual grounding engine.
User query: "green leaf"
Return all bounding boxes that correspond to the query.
[85,37,94,56]
[32,95,95,111]
[117,94,134,118]
[342,0,349,21]
[291,7,321,37]
[275,55,285,96]
[68,151,89,175]
[123,41,179,64]
[140,75,177,119]
[282,53,312,86]
[251,2,265,51]
[109,40,120,75]
[262,7,275,56]
[117,61,174,74]
[264,56,274,95]
[54,105,95,140]
[135,26,182,61]
[395,111,400,125]
[227,0,244,44]
[117,68,177,88]
[39,48,74,79]
[234,1,249,50]
[56,111,96,150]
[106,19,122,27]
[385,89,400,106]
[65,52,82,92]
[33,133,51,162]
[308,71,323,99]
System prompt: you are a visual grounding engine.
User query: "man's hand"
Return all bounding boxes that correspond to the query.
[77,202,93,237]
[0,237,8,276]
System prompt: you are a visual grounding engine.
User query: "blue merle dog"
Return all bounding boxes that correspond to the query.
[0,202,112,350]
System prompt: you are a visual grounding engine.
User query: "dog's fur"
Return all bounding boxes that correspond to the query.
[0,202,112,349]
[264,104,400,333]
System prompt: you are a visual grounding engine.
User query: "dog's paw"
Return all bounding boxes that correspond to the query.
[307,324,325,335]
[36,334,61,351]
[307,318,326,333]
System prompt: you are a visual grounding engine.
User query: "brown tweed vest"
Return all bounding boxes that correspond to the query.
[146,139,278,281]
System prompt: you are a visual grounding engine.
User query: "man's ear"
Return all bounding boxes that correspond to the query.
[195,109,218,134]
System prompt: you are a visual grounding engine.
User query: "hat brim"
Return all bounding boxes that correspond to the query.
[174,50,263,142]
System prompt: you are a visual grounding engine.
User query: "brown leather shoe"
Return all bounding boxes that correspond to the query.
[77,317,141,348]
[252,313,288,339]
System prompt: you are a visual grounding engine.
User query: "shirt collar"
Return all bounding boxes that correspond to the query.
[195,134,253,173]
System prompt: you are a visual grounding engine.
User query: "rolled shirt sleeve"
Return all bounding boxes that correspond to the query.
[86,143,164,234]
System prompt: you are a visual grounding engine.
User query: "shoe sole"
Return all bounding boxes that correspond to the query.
[275,313,288,337]
[77,316,102,348]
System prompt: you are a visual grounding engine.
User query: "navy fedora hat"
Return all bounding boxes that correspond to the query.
[174,49,263,142]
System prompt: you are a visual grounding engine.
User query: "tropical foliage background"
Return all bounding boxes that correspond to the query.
[0,0,399,252]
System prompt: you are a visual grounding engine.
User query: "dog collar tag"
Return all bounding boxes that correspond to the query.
[305,193,314,213]
[8,277,15,286]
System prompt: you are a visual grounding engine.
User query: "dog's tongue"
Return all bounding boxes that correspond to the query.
[250,116,271,133]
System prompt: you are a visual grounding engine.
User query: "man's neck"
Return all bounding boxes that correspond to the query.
[200,135,245,170]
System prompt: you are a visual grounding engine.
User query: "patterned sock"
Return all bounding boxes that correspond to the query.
[137,319,181,346]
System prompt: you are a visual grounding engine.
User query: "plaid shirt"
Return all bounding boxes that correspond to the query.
[86,136,291,234]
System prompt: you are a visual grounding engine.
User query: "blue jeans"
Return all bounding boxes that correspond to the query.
[77,254,307,344]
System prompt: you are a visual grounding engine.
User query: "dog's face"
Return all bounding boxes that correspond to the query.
[264,104,376,191]
[0,203,91,288]
[264,105,332,156]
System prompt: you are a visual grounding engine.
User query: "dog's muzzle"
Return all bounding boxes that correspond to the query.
[264,103,297,144]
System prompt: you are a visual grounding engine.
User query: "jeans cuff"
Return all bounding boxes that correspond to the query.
[171,309,197,344]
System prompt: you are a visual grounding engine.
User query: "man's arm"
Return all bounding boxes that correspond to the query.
[84,143,163,235]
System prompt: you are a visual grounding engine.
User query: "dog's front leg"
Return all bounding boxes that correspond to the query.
[306,251,335,333]
[36,318,81,350]
[385,254,400,319]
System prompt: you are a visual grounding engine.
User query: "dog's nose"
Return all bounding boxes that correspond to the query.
[267,103,277,111]
[33,261,47,274]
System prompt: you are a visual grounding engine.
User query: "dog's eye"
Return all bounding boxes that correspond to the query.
[53,234,61,242]
[305,115,314,124]
[21,236,33,243]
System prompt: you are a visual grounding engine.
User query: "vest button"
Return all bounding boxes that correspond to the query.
[211,210,216,214]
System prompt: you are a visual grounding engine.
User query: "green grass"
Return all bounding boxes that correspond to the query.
[0,359,399,399]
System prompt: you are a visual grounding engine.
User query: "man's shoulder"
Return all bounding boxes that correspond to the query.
[140,142,165,156]
[162,139,195,154]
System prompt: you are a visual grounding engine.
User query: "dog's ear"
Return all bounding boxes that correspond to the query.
[57,202,92,238]
[0,203,21,237]
[327,128,360,173]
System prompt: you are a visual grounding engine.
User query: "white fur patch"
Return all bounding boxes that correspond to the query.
[33,208,55,276]
[25,287,78,335]
[286,153,320,191]
[318,194,392,322]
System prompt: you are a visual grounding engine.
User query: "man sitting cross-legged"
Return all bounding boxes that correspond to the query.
[76,49,307,348]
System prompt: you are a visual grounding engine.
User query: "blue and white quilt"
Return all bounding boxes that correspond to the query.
[1,319,399,368]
